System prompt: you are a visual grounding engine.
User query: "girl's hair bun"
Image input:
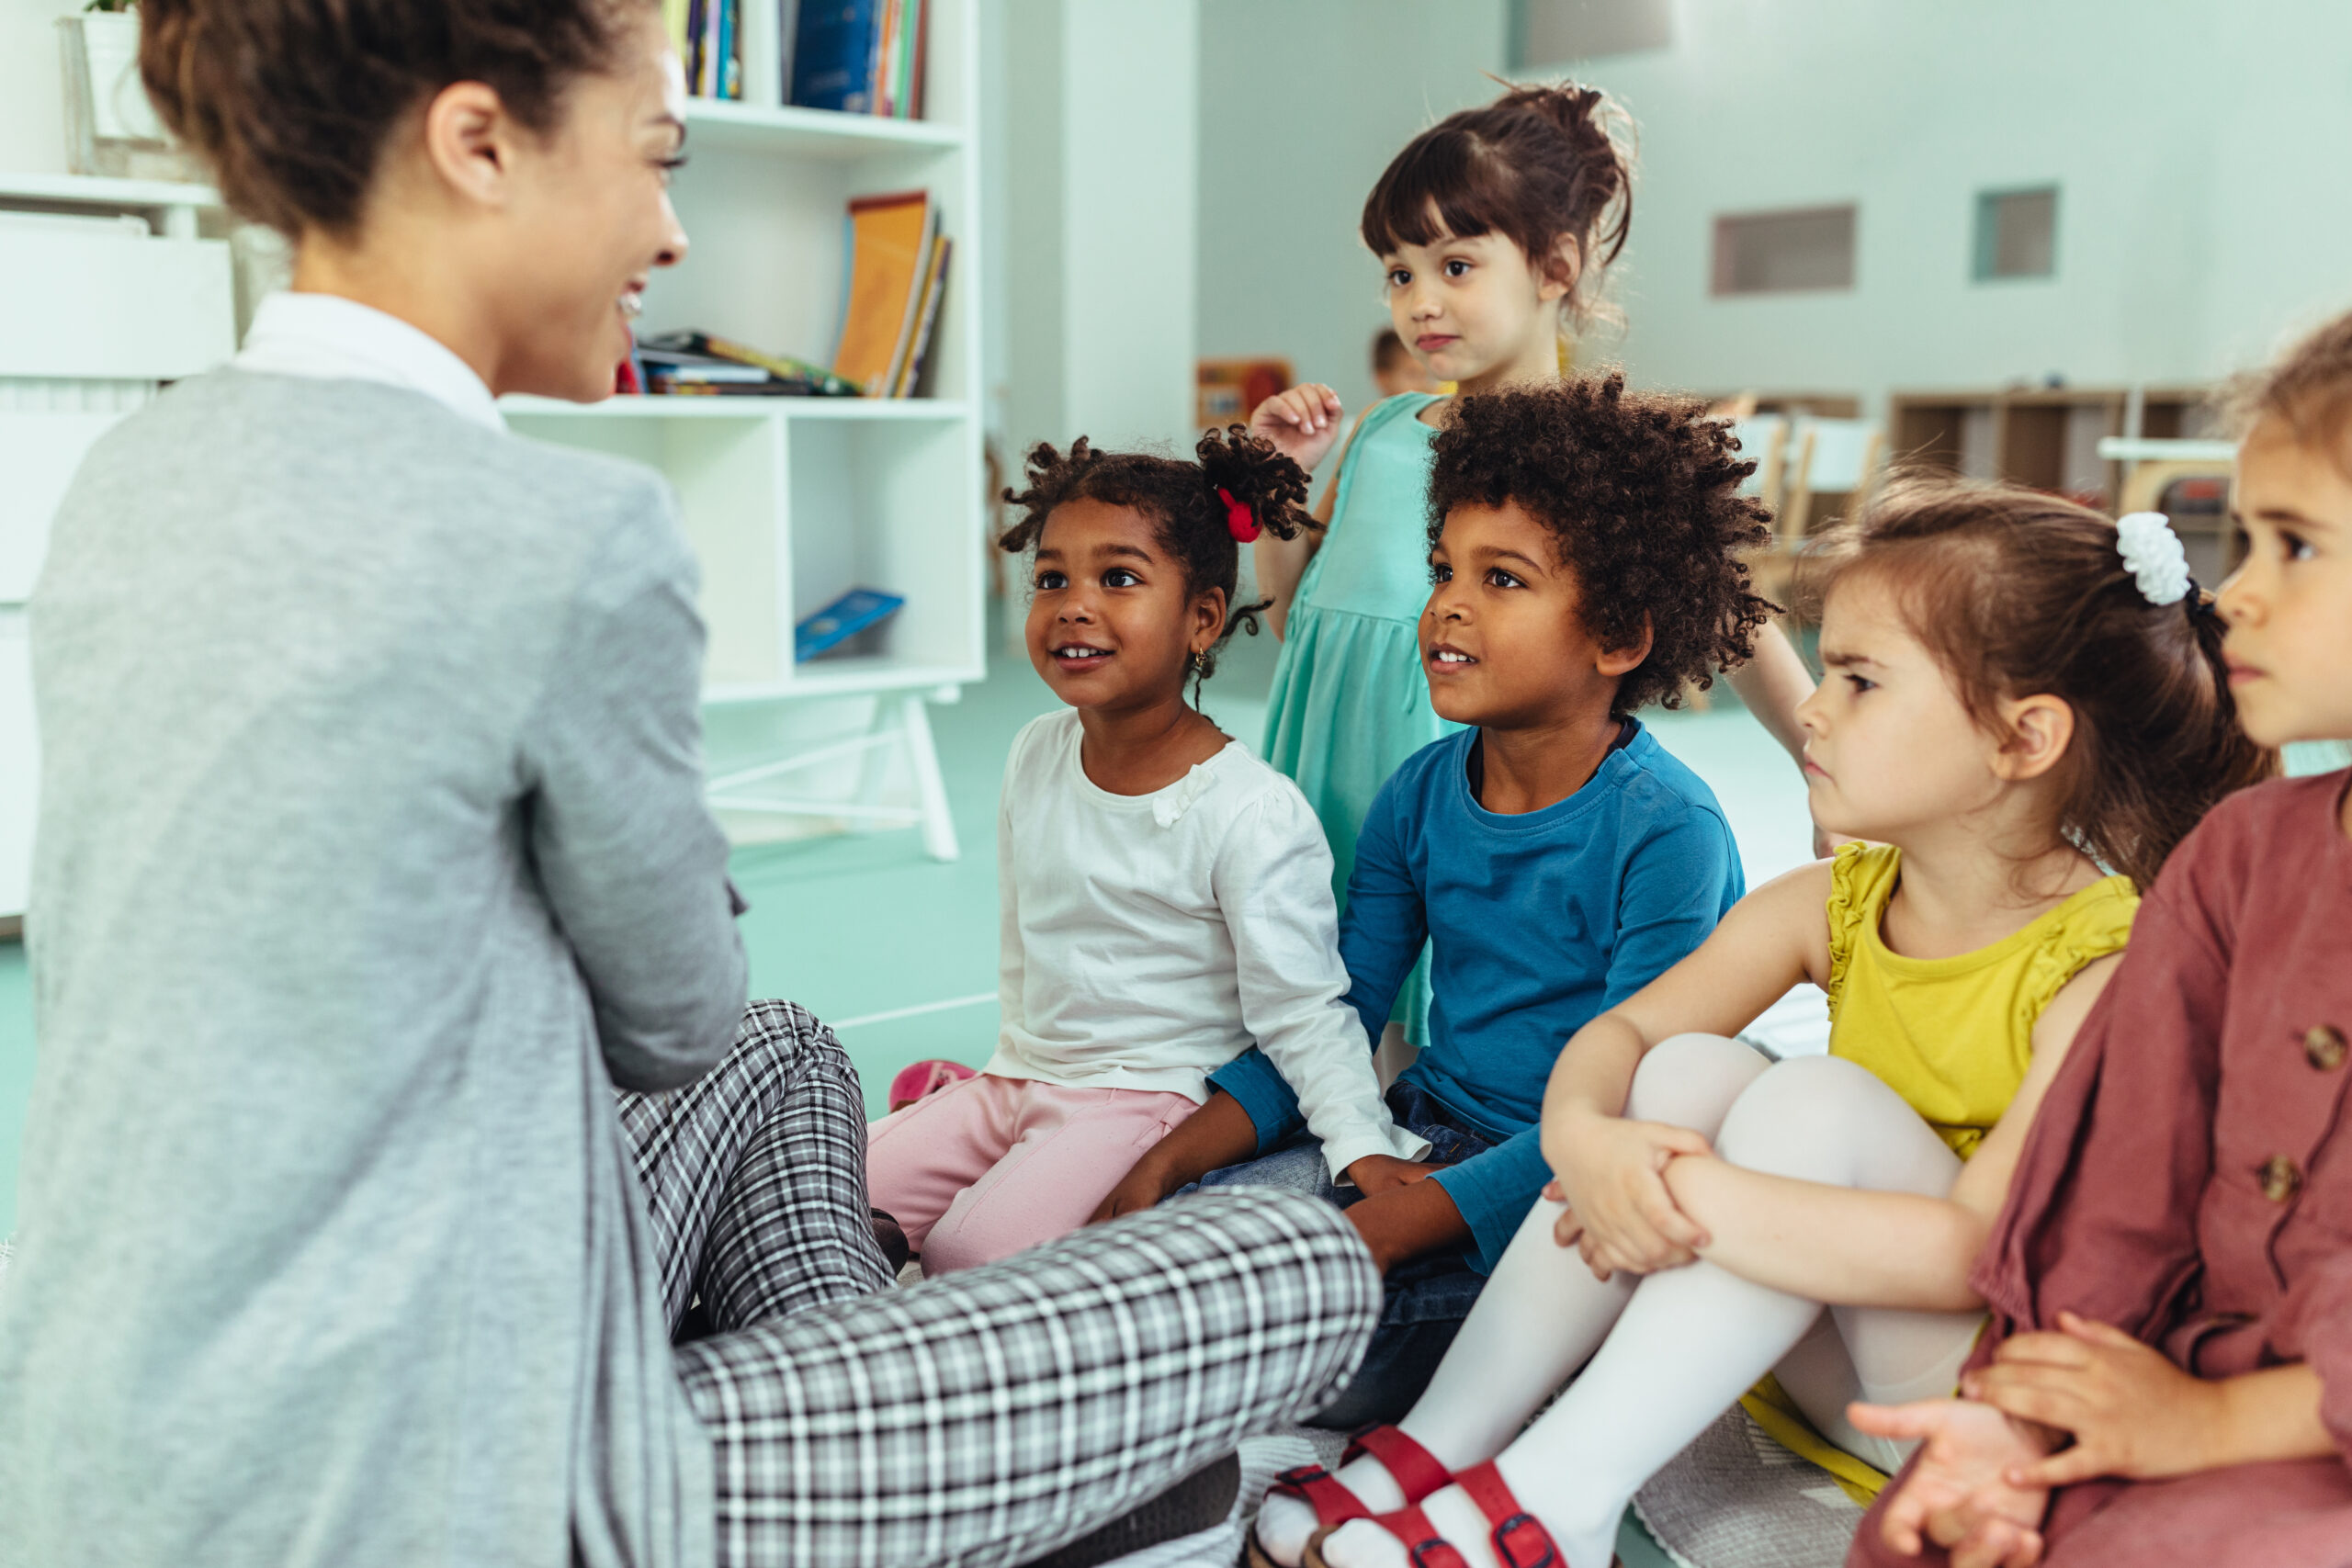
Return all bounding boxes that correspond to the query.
[138,0,634,237]
[1194,424,1311,544]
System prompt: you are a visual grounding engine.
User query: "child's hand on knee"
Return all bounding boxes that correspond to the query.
[1344,1154,1445,1197]
[1850,1398,2053,1568]
[1089,1156,1178,1225]
[1542,1112,1713,1279]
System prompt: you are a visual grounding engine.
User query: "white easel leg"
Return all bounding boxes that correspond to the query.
[899,694,959,863]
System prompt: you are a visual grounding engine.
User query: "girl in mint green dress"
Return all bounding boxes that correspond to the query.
[1261,389,1456,912]
[1252,84,1816,1048]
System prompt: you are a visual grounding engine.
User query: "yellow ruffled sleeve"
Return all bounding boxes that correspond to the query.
[1822,842,1903,1024]
[2009,874,2139,1046]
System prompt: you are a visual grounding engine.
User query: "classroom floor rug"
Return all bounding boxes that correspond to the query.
[1632,1404,1863,1568]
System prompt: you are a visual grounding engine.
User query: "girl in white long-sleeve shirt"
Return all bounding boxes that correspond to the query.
[867,429,1430,1271]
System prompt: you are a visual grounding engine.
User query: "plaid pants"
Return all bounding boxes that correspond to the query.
[616,1000,1381,1568]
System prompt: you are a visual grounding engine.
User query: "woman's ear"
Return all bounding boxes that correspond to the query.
[418,80,518,209]
[1993,694,2076,782]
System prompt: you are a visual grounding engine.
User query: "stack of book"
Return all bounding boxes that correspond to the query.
[786,0,930,118]
[830,190,952,398]
[637,332,863,397]
[667,0,745,100]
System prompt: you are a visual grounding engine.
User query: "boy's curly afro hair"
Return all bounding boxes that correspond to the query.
[1426,374,1779,714]
[998,425,1312,680]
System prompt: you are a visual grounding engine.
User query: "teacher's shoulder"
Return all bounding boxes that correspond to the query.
[497,422,696,590]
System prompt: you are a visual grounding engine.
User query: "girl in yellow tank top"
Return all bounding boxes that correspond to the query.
[1824,841,2138,1161]
[1259,486,2269,1568]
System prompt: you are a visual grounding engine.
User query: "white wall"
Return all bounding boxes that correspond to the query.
[0,0,85,172]
[1063,2,1197,450]
[1542,0,2352,413]
[994,0,1199,464]
[1194,0,1509,427]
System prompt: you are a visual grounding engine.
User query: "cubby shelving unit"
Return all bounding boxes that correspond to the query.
[504,0,985,860]
[1888,385,2217,509]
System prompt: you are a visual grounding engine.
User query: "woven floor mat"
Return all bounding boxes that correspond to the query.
[1632,1405,1862,1568]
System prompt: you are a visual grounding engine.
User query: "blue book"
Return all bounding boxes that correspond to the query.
[796,588,904,661]
[717,0,738,98]
[790,0,882,114]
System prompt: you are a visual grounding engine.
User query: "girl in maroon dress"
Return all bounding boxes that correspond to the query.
[1850,310,2352,1566]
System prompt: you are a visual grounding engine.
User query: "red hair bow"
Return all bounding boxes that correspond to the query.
[1218,487,1261,544]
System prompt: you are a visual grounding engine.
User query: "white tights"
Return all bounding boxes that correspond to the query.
[1262,1035,1984,1568]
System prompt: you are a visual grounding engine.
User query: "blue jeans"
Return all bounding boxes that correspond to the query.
[1193,1080,1495,1428]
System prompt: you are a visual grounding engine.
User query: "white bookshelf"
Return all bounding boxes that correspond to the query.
[504,0,985,859]
[0,171,235,928]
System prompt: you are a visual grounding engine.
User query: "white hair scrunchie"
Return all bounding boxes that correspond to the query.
[2116,511,2192,606]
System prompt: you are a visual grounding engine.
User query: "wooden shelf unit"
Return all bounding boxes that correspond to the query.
[1888,384,2217,512]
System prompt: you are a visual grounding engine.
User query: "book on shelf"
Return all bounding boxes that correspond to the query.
[639,330,864,397]
[650,363,771,387]
[831,190,941,397]
[777,0,804,99]
[893,234,951,397]
[673,0,745,99]
[796,588,904,662]
[789,0,928,118]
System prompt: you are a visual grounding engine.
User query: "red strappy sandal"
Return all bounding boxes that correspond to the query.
[1243,1426,1453,1568]
[1302,1461,1565,1568]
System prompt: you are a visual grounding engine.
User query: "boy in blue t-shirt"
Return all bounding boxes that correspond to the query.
[1092,376,1781,1424]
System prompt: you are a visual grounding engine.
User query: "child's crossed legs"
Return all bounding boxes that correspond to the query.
[1261,1033,1983,1568]
[867,1071,1197,1273]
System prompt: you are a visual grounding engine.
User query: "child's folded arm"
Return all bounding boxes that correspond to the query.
[1541,859,1830,1273]
[1655,950,2127,1310]
[1429,1131,1555,1274]
[1661,1160,1990,1309]
[1216,791,1430,1176]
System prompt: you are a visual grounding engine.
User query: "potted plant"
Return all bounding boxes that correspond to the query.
[58,1,202,182]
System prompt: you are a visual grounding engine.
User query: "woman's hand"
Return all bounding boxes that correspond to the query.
[1964,1313,2223,1484]
[1345,1153,1447,1198]
[1849,1398,2054,1568]
[1249,384,1344,473]
[1542,1106,1713,1279]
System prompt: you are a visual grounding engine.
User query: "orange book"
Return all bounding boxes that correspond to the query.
[832,190,933,395]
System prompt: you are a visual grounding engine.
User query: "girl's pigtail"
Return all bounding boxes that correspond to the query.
[1193,426,1310,670]
[1195,423,1312,541]
[1493,81,1634,277]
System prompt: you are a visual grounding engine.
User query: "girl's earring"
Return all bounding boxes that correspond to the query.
[1191,650,1207,673]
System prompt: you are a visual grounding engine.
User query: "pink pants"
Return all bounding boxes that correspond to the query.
[865,1073,1199,1274]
